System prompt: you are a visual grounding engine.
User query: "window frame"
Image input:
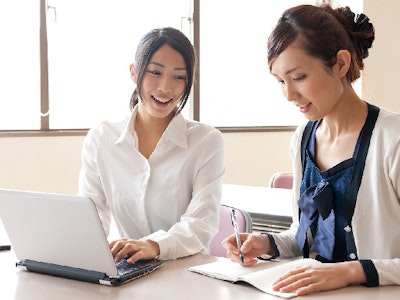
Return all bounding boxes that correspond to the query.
[0,0,304,137]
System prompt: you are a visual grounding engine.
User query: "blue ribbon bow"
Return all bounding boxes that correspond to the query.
[295,181,335,260]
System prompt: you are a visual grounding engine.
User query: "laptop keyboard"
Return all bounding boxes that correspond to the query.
[116,258,154,276]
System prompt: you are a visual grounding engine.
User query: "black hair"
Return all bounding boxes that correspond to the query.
[268,5,375,83]
[130,27,196,113]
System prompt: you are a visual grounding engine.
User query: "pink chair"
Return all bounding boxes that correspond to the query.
[209,204,252,257]
[269,172,293,189]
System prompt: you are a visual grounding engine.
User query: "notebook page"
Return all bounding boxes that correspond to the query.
[189,257,321,299]
[189,257,276,281]
[240,258,321,298]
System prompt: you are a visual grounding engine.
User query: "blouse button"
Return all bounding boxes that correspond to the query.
[344,225,352,232]
[350,253,357,260]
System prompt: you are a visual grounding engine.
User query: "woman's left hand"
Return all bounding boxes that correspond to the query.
[272,261,366,296]
[109,238,160,263]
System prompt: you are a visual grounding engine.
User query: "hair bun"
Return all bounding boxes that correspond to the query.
[342,6,375,58]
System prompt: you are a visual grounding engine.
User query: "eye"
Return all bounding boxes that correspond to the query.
[175,75,187,81]
[293,74,306,81]
[148,70,161,76]
[276,79,285,86]
[273,75,285,85]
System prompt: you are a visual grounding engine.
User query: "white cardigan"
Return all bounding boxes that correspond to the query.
[272,107,400,286]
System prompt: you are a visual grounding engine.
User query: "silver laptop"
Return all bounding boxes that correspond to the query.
[0,188,163,286]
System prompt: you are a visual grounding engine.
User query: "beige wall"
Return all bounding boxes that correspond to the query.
[0,0,398,194]
[0,136,84,194]
[363,0,400,113]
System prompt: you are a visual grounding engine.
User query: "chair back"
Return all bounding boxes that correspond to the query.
[269,172,293,189]
[209,204,252,257]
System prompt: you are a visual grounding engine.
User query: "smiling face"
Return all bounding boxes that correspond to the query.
[270,44,347,121]
[132,44,187,121]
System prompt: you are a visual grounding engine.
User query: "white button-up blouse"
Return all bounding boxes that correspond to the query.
[78,107,225,260]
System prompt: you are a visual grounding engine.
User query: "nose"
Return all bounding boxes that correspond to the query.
[283,83,298,102]
[158,76,172,93]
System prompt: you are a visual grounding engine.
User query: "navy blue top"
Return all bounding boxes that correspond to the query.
[300,119,360,262]
[264,103,380,287]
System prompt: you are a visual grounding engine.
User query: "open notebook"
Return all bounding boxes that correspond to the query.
[0,188,163,286]
[189,257,321,299]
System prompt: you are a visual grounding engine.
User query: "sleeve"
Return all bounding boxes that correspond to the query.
[144,129,225,260]
[367,116,400,286]
[78,126,112,236]
[267,124,305,258]
[359,260,379,287]
[371,258,400,285]
[368,126,400,286]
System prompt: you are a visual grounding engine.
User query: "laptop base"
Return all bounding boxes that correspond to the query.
[17,258,163,286]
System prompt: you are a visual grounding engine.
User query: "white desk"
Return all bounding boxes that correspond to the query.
[1,250,399,300]
[1,221,399,299]
[221,184,294,232]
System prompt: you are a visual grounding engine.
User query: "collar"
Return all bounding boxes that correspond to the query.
[115,106,188,149]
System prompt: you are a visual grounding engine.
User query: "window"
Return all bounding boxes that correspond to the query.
[47,0,192,129]
[1,0,192,131]
[199,0,363,127]
[0,0,363,132]
[0,1,41,130]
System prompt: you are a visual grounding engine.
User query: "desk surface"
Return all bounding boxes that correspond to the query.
[1,192,399,299]
[1,250,399,300]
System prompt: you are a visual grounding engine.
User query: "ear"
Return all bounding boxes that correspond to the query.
[130,63,137,83]
[334,50,351,78]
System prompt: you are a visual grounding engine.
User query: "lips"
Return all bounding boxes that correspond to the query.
[152,95,173,104]
[298,102,311,109]
[297,102,311,113]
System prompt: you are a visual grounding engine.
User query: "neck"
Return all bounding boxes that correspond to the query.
[320,90,368,139]
[135,106,174,137]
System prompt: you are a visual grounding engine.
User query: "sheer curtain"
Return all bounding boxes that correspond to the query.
[47,0,192,129]
[199,0,363,127]
[0,0,41,130]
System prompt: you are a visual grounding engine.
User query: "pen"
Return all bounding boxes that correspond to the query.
[0,245,11,251]
[230,209,244,263]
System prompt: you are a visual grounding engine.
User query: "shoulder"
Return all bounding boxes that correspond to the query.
[376,107,400,125]
[185,119,224,148]
[374,107,400,137]
[186,119,223,137]
[291,121,309,149]
[85,117,129,143]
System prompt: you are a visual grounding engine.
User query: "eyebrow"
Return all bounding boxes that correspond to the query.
[149,61,186,71]
[271,66,301,77]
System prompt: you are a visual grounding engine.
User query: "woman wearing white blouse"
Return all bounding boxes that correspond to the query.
[78,27,225,263]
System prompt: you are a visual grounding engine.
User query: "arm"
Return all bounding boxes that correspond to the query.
[111,127,226,262]
[145,129,225,260]
[353,112,400,286]
[78,125,112,235]
[268,124,306,258]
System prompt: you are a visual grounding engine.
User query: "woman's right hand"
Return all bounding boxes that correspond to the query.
[109,238,160,264]
[222,233,272,266]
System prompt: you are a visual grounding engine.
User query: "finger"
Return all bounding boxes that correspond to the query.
[222,239,240,255]
[126,252,142,264]
[113,243,136,262]
[277,276,316,294]
[273,266,307,283]
[222,235,236,249]
[241,257,258,266]
[109,240,116,248]
[240,239,252,253]
[226,249,257,266]
[273,270,312,292]
[110,240,126,255]
[110,243,122,256]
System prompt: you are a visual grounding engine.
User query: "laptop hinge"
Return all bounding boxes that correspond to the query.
[17,260,108,284]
